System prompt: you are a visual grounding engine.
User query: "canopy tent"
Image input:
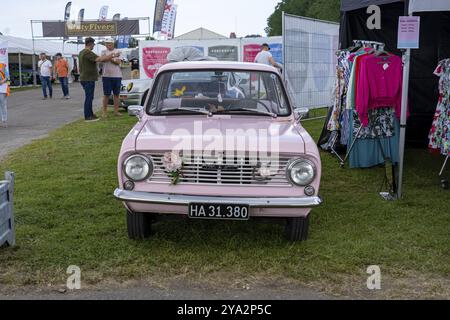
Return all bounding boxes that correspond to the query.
[340,0,450,198]
[0,35,106,86]
[0,35,105,56]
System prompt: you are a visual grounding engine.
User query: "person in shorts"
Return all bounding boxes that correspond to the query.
[101,39,123,117]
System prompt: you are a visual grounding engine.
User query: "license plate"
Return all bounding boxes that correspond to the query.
[188,203,250,221]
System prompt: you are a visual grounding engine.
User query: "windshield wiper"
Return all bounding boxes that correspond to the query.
[159,107,212,116]
[227,108,278,118]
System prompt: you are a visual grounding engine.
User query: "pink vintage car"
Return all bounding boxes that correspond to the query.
[114,61,322,241]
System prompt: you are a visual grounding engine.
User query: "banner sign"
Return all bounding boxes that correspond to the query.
[139,37,282,79]
[153,0,168,33]
[42,20,140,37]
[118,35,131,49]
[397,16,420,49]
[269,43,283,64]
[208,46,238,61]
[142,47,171,79]
[243,44,261,63]
[67,21,117,36]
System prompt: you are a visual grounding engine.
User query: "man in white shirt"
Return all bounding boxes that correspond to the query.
[254,43,281,70]
[38,53,53,99]
[101,39,123,117]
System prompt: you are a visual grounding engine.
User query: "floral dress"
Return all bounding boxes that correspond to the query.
[429,59,450,156]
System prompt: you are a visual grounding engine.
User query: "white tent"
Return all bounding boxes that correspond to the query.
[0,35,105,56]
[1,35,107,86]
[175,28,227,40]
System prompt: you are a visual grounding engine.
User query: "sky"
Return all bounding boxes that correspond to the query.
[1,0,280,38]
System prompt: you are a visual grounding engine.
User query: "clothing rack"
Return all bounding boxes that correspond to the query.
[352,40,385,51]
[439,155,449,189]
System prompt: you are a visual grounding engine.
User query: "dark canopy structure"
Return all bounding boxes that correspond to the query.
[340,0,450,146]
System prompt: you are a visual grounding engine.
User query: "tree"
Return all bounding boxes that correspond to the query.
[265,0,340,36]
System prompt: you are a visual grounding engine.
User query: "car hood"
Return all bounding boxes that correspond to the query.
[135,116,305,154]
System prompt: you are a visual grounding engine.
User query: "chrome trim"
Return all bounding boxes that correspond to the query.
[114,189,323,208]
[147,153,293,187]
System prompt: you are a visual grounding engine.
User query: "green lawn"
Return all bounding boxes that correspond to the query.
[0,113,449,297]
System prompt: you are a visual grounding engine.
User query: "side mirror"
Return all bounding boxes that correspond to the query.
[294,107,310,122]
[128,105,144,119]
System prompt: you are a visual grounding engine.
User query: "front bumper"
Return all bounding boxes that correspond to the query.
[114,189,323,208]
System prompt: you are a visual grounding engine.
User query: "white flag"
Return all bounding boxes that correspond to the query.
[99,5,109,21]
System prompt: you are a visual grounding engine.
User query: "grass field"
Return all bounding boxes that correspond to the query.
[0,112,449,298]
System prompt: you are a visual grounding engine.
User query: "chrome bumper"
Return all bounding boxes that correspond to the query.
[114,189,323,208]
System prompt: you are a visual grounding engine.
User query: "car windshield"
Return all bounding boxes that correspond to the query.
[147,70,291,117]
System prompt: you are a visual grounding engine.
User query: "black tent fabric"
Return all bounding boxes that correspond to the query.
[339,0,450,146]
[341,0,403,12]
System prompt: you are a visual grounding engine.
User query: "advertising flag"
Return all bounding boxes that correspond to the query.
[153,0,170,34]
[63,2,72,40]
[64,2,72,21]
[78,8,85,21]
[99,5,109,21]
[77,9,85,43]
[161,4,177,39]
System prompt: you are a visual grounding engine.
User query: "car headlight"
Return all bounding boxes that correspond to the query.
[127,82,134,92]
[287,159,316,186]
[124,155,153,182]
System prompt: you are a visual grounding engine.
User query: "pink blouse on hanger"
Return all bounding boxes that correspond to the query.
[355,54,408,127]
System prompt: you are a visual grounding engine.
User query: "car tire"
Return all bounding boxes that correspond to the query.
[285,215,309,242]
[127,211,152,240]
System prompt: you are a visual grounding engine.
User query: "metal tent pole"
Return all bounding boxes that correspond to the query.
[18,52,22,87]
[30,20,37,86]
[397,47,411,199]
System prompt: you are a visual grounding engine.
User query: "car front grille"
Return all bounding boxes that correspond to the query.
[146,153,293,187]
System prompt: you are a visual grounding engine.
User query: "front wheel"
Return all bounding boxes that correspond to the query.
[127,211,152,240]
[285,215,310,242]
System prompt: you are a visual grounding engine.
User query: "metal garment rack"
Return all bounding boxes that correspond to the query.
[332,40,388,168]
[439,155,449,189]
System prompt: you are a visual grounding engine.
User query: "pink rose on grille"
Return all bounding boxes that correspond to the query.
[163,152,183,172]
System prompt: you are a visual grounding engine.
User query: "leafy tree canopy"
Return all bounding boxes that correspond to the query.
[266,0,340,36]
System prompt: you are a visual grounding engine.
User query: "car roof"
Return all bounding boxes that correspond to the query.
[157,61,280,74]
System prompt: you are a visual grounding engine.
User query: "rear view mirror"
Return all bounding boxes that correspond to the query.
[294,107,310,122]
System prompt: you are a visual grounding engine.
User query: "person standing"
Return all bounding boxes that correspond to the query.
[130,56,140,79]
[79,37,117,122]
[254,43,281,70]
[101,39,123,117]
[38,53,53,99]
[0,63,9,128]
[54,53,70,99]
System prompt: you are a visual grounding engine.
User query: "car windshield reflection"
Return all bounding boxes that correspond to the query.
[147,70,291,117]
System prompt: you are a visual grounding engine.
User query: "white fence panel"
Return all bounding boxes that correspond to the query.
[283,14,339,110]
